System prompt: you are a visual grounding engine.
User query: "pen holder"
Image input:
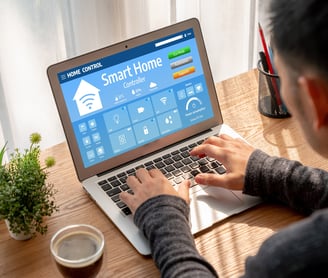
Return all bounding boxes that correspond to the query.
[257,60,290,118]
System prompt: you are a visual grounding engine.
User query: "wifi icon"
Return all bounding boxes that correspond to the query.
[160,97,168,105]
[74,80,103,116]
[80,93,97,110]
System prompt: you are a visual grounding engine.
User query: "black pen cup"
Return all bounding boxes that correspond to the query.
[257,60,290,118]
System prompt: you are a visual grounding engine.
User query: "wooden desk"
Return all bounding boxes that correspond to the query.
[1,69,327,278]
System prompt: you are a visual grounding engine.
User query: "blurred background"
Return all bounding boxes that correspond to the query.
[0,0,268,152]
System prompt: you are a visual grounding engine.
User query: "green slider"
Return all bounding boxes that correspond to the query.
[168,46,190,59]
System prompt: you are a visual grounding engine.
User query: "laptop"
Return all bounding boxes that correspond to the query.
[47,18,261,255]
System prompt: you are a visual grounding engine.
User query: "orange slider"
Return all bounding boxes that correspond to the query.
[173,66,195,79]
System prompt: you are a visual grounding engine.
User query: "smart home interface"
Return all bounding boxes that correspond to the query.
[58,28,214,168]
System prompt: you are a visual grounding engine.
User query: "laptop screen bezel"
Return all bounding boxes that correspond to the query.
[47,18,223,181]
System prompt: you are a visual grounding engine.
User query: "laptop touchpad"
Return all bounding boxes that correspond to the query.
[189,186,244,233]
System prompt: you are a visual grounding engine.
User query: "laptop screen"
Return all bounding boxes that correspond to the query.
[48,18,222,181]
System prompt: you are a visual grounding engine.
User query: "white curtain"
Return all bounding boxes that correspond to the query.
[0,0,258,151]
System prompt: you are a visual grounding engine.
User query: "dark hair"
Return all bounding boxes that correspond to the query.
[269,0,328,77]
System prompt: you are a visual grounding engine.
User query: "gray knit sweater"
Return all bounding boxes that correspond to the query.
[134,149,328,277]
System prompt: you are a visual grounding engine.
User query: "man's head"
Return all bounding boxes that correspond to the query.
[269,0,328,157]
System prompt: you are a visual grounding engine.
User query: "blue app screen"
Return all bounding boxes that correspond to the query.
[59,29,214,168]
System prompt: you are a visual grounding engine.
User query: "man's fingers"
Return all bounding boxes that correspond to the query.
[126,174,140,191]
[178,180,191,204]
[135,167,151,181]
[190,143,225,161]
[119,191,136,212]
[148,167,164,178]
[217,134,233,141]
[194,173,242,190]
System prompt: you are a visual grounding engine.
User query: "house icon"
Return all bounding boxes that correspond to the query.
[73,79,103,116]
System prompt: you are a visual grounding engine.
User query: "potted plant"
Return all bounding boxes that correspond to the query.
[0,133,58,240]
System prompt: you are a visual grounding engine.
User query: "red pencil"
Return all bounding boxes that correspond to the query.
[258,23,283,110]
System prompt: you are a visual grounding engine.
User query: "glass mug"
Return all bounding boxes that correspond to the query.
[50,224,105,278]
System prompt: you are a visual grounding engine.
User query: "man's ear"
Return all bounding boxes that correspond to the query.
[298,76,328,129]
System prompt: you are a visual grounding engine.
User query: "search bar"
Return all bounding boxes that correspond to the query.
[155,35,184,47]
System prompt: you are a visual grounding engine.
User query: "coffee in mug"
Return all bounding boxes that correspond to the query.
[50,224,105,278]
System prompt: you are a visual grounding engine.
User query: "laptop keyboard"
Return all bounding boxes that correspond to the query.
[97,138,226,215]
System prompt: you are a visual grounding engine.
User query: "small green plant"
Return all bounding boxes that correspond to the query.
[0,133,58,237]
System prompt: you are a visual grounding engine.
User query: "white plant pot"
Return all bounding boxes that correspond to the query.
[5,220,33,240]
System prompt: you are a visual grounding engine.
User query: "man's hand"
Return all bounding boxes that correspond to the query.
[120,134,254,214]
[120,168,190,214]
[190,134,255,190]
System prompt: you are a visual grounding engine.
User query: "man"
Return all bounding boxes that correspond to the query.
[120,0,328,276]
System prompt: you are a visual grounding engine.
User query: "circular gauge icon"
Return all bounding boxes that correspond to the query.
[185,97,202,111]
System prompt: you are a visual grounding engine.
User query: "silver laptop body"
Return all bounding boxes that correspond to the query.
[47,18,261,255]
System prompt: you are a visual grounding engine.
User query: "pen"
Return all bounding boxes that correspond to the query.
[259,51,279,114]
[258,23,283,113]
[268,46,277,74]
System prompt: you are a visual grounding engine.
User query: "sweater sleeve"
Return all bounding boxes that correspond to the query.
[243,149,328,214]
[241,208,328,278]
[134,195,218,278]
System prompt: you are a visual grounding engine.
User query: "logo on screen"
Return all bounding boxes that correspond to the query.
[73,80,103,116]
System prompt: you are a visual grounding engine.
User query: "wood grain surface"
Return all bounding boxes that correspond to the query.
[1,69,326,278]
